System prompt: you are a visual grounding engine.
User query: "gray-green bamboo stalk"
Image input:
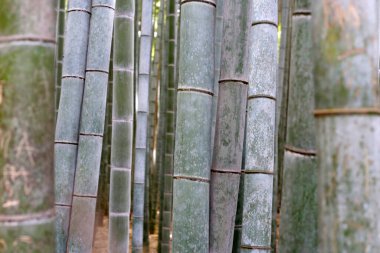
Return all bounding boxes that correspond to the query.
[278,1,317,252]
[172,0,215,252]
[0,1,56,251]
[54,0,92,251]
[312,0,380,251]
[132,0,154,251]
[210,0,249,252]
[210,0,224,154]
[67,1,115,252]
[55,0,67,115]
[274,0,293,251]
[108,0,134,249]
[157,0,168,250]
[240,0,278,251]
[160,0,178,251]
[148,4,160,235]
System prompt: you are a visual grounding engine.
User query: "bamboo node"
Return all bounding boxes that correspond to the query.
[243,169,274,175]
[284,144,316,156]
[173,175,210,183]
[251,20,278,27]
[177,87,214,96]
[180,0,216,8]
[314,108,380,117]
[219,79,249,85]
[0,208,55,223]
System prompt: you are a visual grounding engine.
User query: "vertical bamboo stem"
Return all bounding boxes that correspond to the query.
[67,1,115,252]
[172,0,215,252]
[278,1,317,252]
[274,0,293,251]
[240,0,278,252]
[210,0,249,252]
[54,0,92,251]
[55,0,67,115]
[0,0,56,251]
[132,0,154,251]
[109,0,135,251]
[313,0,380,251]
[160,0,178,252]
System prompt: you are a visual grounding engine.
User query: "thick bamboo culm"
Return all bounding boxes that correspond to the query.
[172,0,215,252]
[240,0,278,252]
[278,0,317,252]
[67,0,115,252]
[54,0,92,251]
[132,0,154,251]
[313,0,380,251]
[0,0,56,251]
[209,0,249,252]
[108,0,135,252]
[161,0,178,251]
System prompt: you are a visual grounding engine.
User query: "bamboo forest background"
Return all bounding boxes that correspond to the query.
[0,0,379,252]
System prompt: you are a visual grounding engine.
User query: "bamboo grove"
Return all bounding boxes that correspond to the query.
[0,0,379,252]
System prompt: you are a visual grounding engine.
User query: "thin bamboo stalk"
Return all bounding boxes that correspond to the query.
[313,0,380,251]
[240,0,278,252]
[108,0,135,248]
[274,0,293,252]
[278,1,317,252]
[157,0,168,250]
[160,0,178,252]
[210,0,224,155]
[55,0,67,115]
[0,0,56,251]
[132,0,154,251]
[67,1,115,252]
[54,0,92,251]
[172,0,215,252]
[209,0,249,252]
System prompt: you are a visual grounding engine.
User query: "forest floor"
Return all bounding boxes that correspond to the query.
[93,216,158,253]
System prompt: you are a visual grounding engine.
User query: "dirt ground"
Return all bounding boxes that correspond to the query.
[93,217,158,253]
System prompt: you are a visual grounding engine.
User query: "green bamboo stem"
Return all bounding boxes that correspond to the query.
[67,1,115,252]
[209,0,249,252]
[313,0,380,251]
[160,0,178,252]
[54,0,92,251]
[0,1,56,251]
[108,0,135,248]
[240,1,278,252]
[210,0,224,154]
[274,0,293,252]
[172,0,215,252]
[55,0,67,115]
[278,1,317,252]
[149,1,164,236]
[157,0,168,250]
[132,0,154,251]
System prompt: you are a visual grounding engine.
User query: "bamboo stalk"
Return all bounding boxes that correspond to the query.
[274,0,293,252]
[210,0,224,155]
[240,1,278,252]
[0,1,56,251]
[172,0,215,252]
[209,0,249,252]
[54,0,92,251]
[313,0,380,251]
[108,0,135,248]
[160,0,178,252]
[278,1,317,252]
[67,1,115,252]
[55,0,67,115]
[132,0,154,251]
